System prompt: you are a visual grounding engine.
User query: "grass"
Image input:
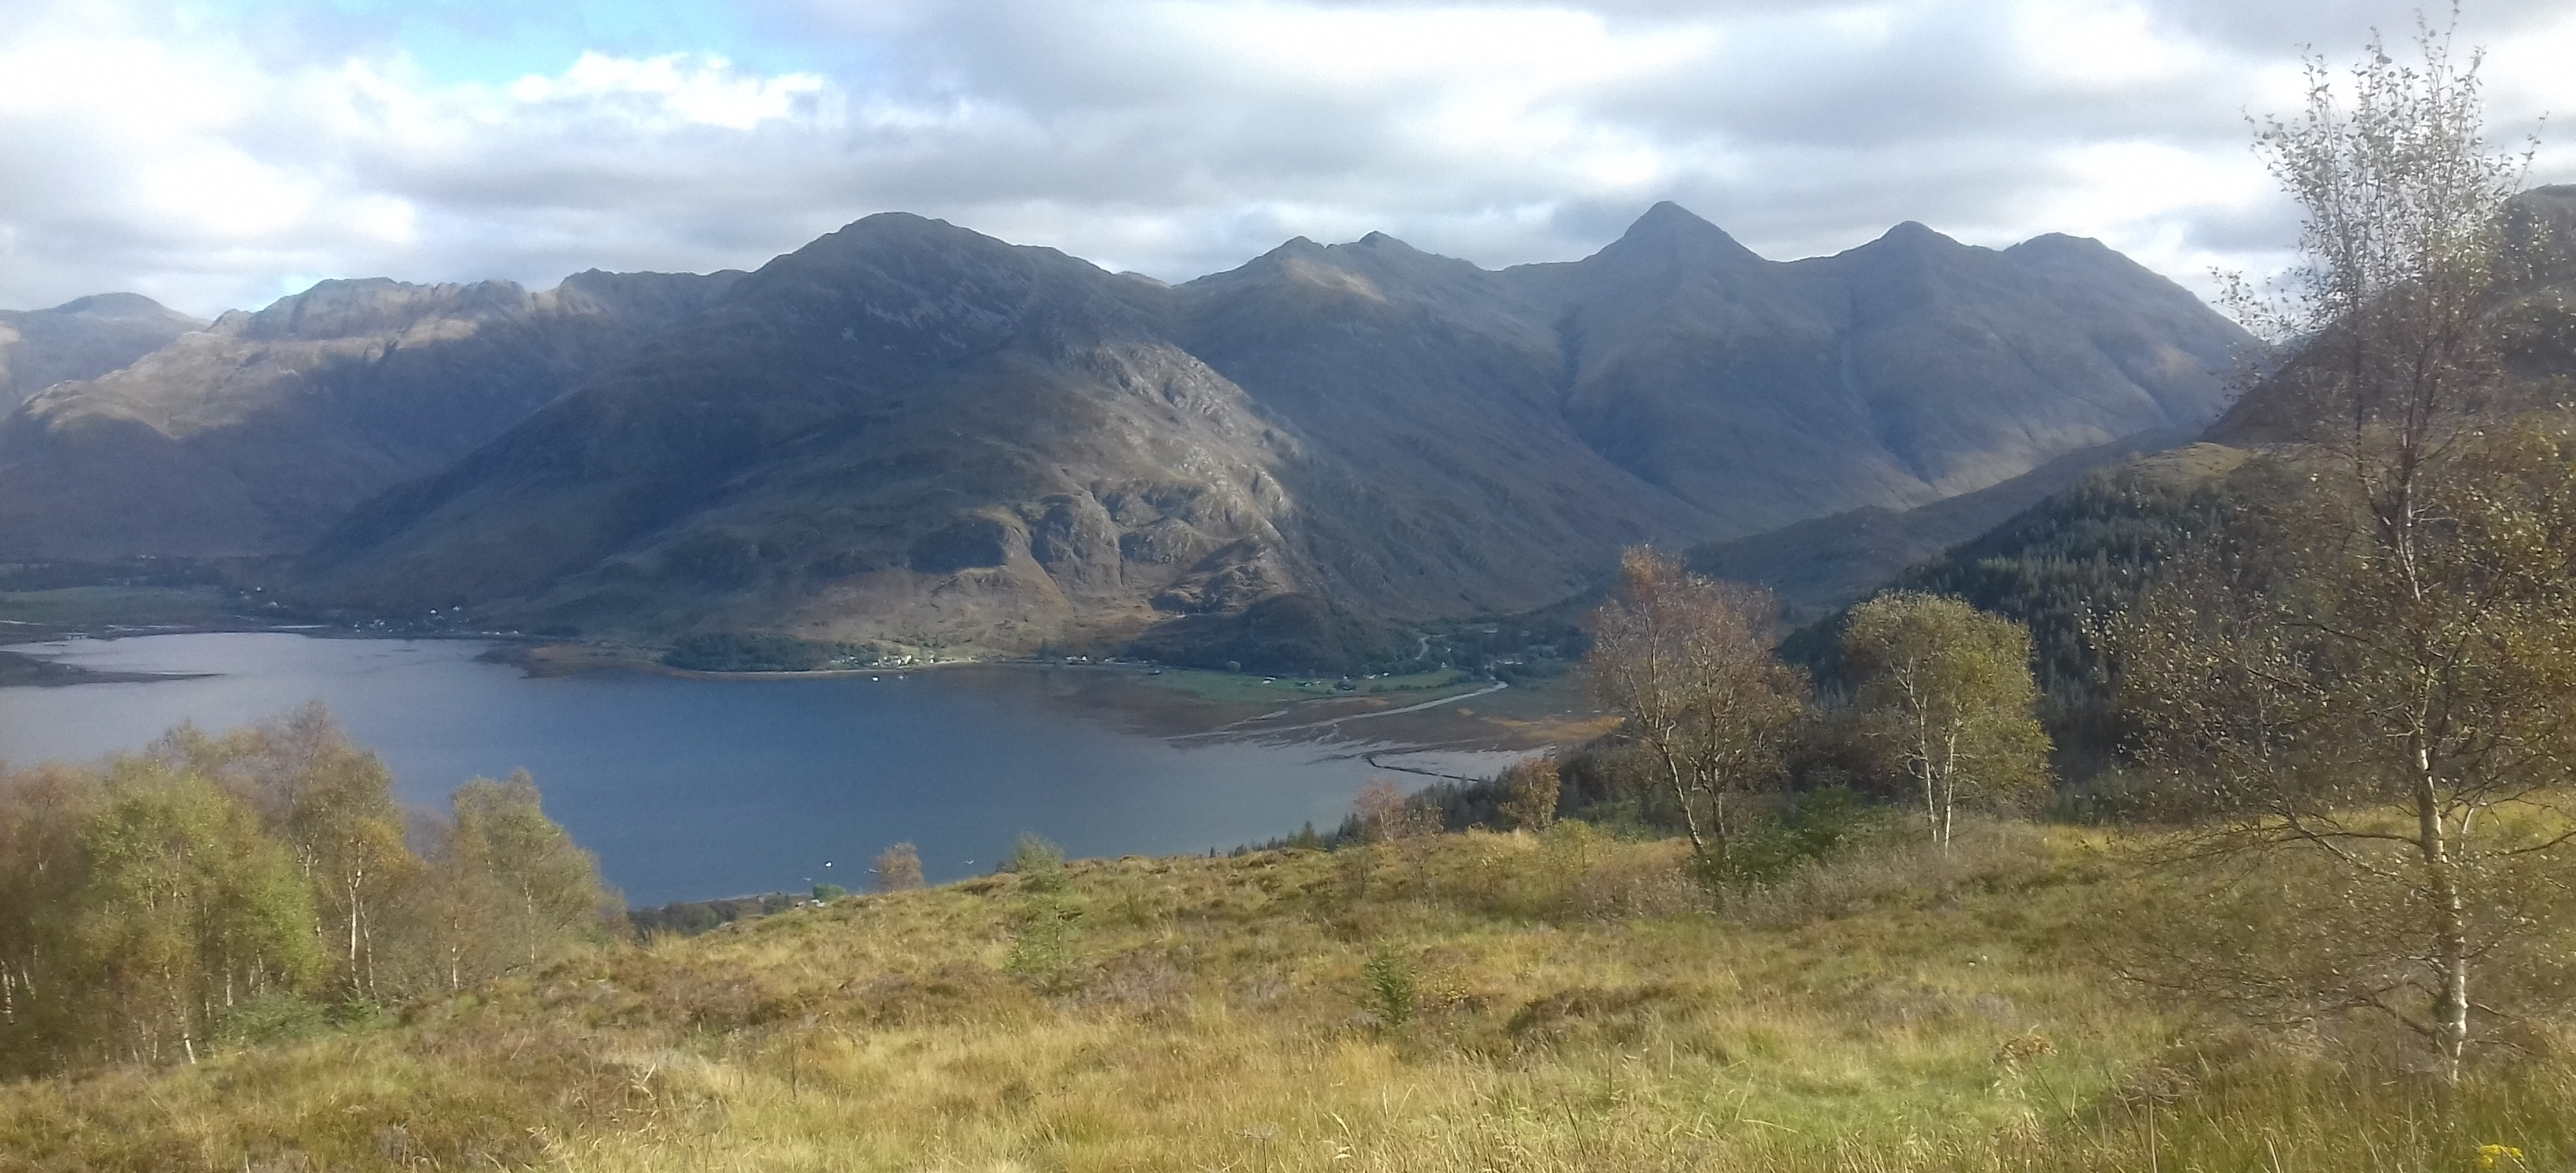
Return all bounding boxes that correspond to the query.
[1,820,2566,1171]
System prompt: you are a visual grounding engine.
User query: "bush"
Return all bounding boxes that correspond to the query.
[1497,759,1561,832]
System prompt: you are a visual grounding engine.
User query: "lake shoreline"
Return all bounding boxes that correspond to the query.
[0,632,1563,903]
[5,621,1607,750]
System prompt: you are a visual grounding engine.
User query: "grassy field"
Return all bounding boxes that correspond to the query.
[1,820,2564,1172]
[0,586,243,632]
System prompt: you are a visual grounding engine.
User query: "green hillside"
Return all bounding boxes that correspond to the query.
[1779,443,2254,779]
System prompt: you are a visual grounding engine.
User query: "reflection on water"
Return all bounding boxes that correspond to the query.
[0,633,1520,904]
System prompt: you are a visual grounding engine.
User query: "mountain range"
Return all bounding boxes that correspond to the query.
[0,204,2250,669]
[0,273,742,560]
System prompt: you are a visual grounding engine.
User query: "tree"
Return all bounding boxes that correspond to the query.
[430,771,611,986]
[1497,757,1561,832]
[1350,776,1437,843]
[2111,19,2561,1082]
[152,704,420,1001]
[1584,548,1811,881]
[2219,14,2532,448]
[872,842,925,892]
[0,764,101,1075]
[1841,592,2051,855]
[2118,421,2576,1079]
[70,761,322,1066]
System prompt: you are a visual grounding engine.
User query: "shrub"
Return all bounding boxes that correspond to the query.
[1704,786,1887,892]
[1361,944,1418,1028]
[1002,894,1083,992]
[989,835,1061,881]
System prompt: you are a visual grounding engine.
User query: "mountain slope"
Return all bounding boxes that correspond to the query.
[0,271,740,560]
[2209,183,2576,444]
[1688,426,2199,627]
[1773,187,2576,771]
[0,293,205,407]
[1170,232,1719,617]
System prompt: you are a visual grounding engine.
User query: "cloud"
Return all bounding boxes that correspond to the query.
[0,0,2570,318]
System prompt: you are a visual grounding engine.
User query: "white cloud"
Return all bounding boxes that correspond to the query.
[0,0,2568,319]
[503,51,830,130]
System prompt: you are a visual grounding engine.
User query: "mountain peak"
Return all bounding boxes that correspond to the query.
[45,292,193,322]
[1874,221,1961,249]
[1602,202,1764,268]
[228,277,533,343]
[2013,232,2109,253]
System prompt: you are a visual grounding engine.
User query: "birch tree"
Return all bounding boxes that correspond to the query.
[432,771,612,984]
[154,704,419,1001]
[1841,593,2051,855]
[2111,18,2563,1083]
[70,761,320,1066]
[0,764,98,1077]
[1584,548,1810,882]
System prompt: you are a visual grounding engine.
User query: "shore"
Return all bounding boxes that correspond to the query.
[0,646,208,687]
[483,639,1607,749]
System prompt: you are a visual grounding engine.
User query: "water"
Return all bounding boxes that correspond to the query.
[0,633,1512,905]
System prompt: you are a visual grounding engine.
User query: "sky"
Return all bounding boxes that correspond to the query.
[1,0,2571,319]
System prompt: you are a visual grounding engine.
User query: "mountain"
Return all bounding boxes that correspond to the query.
[1512,206,2241,534]
[304,218,1321,654]
[0,270,741,560]
[1147,231,1723,660]
[292,206,2247,667]
[0,293,205,406]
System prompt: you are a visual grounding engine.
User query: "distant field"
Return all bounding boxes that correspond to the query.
[1132,666,1478,705]
[0,585,240,632]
